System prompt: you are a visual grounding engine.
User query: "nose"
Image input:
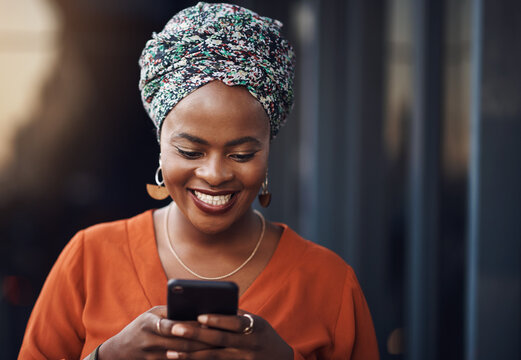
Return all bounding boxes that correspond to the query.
[194,154,234,186]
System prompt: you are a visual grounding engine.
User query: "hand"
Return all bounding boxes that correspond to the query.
[166,310,293,359]
[98,306,216,360]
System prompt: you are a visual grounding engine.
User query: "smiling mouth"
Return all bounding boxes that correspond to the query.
[193,190,234,206]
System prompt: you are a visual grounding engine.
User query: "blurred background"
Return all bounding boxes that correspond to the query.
[0,0,519,359]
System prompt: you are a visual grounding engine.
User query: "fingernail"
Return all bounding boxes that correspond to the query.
[172,324,186,336]
[198,314,208,324]
[166,350,179,359]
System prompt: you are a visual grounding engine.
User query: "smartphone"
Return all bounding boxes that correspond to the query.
[167,279,239,321]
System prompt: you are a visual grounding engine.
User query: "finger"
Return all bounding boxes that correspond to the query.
[152,317,212,352]
[147,311,199,338]
[156,337,214,353]
[198,313,257,334]
[171,323,245,349]
[168,348,245,359]
[145,322,216,353]
[157,317,173,337]
[156,317,192,337]
[148,305,168,318]
[197,314,245,333]
[145,311,171,336]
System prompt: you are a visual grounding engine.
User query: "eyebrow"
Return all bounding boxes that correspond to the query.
[173,133,262,147]
[173,133,209,145]
[225,136,262,147]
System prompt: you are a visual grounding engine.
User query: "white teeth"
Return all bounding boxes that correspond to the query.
[194,191,232,206]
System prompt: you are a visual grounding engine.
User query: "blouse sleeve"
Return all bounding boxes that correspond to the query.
[18,231,86,360]
[333,268,380,360]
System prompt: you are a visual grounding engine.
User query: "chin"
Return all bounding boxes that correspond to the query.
[193,218,235,235]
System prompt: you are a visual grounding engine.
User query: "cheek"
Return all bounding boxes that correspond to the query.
[240,159,268,190]
[242,169,264,189]
[160,156,192,188]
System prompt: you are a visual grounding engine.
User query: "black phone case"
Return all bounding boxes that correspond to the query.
[167,279,238,321]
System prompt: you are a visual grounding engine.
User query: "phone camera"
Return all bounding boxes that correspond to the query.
[172,286,184,294]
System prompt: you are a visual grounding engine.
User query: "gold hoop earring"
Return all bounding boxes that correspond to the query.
[146,158,170,200]
[258,171,271,208]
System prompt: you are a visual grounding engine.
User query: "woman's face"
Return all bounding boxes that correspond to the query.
[160,81,270,234]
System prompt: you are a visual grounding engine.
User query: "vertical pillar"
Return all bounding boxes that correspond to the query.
[465,0,521,359]
[406,0,443,359]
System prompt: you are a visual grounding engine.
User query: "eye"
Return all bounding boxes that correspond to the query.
[229,152,256,162]
[175,147,203,159]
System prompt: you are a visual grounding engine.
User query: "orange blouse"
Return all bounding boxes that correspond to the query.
[19,210,379,359]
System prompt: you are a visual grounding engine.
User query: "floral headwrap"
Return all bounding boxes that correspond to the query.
[138,2,296,140]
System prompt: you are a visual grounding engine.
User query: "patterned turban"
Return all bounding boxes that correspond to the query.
[138,2,296,140]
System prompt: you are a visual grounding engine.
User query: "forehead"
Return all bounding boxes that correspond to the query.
[161,81,270,142]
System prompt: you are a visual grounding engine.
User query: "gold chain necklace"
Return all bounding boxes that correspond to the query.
[164,202,266,280]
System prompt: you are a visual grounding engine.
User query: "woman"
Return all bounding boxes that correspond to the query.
[19,3,379,359]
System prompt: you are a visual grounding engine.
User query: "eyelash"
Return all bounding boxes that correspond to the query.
[229,153,256,162]
[176,148,202,159]
[175,147,257,162]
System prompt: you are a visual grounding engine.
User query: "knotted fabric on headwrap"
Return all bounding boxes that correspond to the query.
[138,2,296,140]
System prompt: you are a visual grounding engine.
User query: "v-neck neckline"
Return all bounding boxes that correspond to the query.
[126,210,307,313]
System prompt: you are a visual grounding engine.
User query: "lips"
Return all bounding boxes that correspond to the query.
[189,189,238,214]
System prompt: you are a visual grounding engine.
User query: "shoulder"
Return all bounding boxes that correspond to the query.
[279,224,352,273]
[276,223,358,288]
[56,209,154,268]
[77,209,154,247]
[64,210,154,251]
